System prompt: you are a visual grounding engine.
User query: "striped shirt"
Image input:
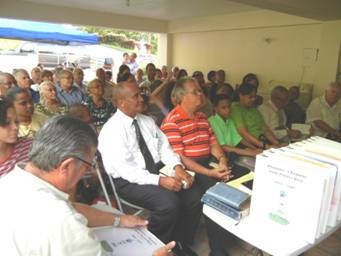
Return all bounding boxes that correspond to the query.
[161,105,217,159]
[0,138,32,178]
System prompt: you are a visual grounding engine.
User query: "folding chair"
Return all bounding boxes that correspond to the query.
[94,160,145,216]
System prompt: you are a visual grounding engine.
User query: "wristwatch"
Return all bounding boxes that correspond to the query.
[113,216,121,227]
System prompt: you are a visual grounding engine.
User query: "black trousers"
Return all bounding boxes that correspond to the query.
[114,178,203,244]
[195,158,235,254]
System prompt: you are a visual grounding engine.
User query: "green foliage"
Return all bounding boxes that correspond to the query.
[81,26,158,54]
[0,39,22,51]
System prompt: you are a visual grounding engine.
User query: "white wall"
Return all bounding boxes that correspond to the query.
[168,10,327,96]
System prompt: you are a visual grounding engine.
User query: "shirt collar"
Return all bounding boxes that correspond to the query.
[321,95,338,108]
[15,164,69,201]
[174,105,189,119]
[56,84,76,94]
[268,100,280,112]
[214,113,229,124]
[116,109,138,128]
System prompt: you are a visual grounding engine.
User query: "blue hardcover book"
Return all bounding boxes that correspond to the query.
[205,182,250,210]
[201,194,249,220]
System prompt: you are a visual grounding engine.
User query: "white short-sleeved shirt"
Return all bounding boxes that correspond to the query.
[258,100,288,139]
[0,165,105,256]
[98,109,181,185]
[306,96,341,137]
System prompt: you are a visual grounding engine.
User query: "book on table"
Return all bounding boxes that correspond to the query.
[284,144,341,228]
[271,148,337,235]
[250,140,339,244]
[201,182,251,221]
[291,139,341,222]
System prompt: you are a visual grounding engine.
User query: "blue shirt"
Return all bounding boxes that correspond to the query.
[56,85,85,106]
[29,88,40,103]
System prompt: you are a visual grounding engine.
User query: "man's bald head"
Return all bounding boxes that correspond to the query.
[113,81,143,117]
[271,85,289,109]
[325,81,341,106]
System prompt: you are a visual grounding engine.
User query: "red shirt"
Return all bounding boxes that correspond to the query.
[161,105,217,159]
[0,138,32,178]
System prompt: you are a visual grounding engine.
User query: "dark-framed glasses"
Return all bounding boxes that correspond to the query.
[74,156,97,171]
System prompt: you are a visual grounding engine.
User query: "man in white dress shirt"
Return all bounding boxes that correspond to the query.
[259,85,301,142]
[306,82,341,141]
[98,80,202,256]
[0,115,176,256]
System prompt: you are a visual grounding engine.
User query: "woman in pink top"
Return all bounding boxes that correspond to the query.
[0,97,32,177]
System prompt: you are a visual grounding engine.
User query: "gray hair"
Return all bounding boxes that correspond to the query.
[39,81,56,104]
[112,81,135,106]
[87,78,103,91]
[327,81,341,90]
[172,77,197,104]
[13,69,29,79]
[29,115,98,172]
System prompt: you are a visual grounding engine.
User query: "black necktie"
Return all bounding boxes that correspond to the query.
[132,119,157,174]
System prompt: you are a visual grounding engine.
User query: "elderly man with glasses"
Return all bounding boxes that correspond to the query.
[0,115,175,256]
[161,77,233,256]
[56,69,85,106]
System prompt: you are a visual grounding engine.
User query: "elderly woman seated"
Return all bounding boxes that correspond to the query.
[83,79,116,131]
[6,87,47,138]
[35,81,68,118]
[0,97,32,178]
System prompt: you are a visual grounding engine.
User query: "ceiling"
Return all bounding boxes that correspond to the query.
[23,0,259,20]
[22,0,341,21]
[231,0,341,21]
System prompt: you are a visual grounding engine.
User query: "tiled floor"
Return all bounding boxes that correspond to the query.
[191,217,341,256]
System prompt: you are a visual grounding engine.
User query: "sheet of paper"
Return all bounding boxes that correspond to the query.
[292,123,311,134]
[287,144,341,227]
[250,152,326,243]
[92,227,164,256]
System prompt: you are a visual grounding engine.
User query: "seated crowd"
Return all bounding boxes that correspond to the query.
[0,60,340,256]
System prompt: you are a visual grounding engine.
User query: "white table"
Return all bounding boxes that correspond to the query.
[203,205,341,256]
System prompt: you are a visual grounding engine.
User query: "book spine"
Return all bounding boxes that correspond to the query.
[202,196,245,220]
[206,189,241,209]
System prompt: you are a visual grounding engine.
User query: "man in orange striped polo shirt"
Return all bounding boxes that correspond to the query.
[161,77,233,256]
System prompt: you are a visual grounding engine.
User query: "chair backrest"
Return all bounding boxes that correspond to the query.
[94,157,145,216]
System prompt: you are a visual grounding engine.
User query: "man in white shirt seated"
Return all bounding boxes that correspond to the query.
[259,85,301,142]
[306,82,341,141]
[98,80,202,256]
[0,115,174,256]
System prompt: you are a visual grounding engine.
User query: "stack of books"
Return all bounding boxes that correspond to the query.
[201,182,251,221]
[250,136,341,244]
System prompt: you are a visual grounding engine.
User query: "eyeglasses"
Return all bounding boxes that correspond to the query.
[187,89,203,96]
[73,156,97,171]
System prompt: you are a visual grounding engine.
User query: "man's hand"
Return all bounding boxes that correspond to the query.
[288,129,301,139]
[174,165,194,189]
[159,176,182,192]
[208,166,232,182]
[218,157,228,171]
[245,148,263,157]
[153,241,176,256]
[119,215,148,228]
